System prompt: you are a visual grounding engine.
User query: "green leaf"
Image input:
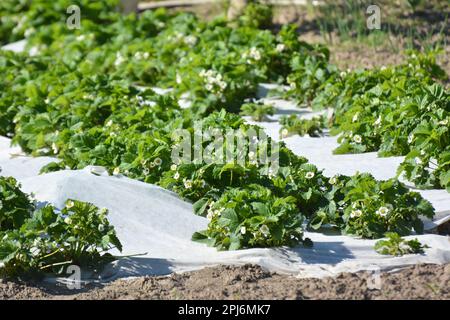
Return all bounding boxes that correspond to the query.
[251,202,269,216]
[193,198,209,216]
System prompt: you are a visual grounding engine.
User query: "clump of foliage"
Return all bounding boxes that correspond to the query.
[309,173,434,239]
[193,184,311,251]
[0,176,122,278]
[240,102,275,121]
[238,0,273,29]
[0,176,35,230]
[279,114,326,138]
[286,44,338,106]
[375,232,428,256]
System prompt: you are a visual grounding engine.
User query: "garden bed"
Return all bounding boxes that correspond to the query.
[0,1,449,299]
[0,75,449,281]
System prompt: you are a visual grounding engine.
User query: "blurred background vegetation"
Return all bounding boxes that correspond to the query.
[140,0,448,74]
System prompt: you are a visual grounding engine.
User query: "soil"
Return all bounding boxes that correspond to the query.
[1,263,448,300]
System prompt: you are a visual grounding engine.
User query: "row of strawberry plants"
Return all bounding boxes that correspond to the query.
[287,51,449,192]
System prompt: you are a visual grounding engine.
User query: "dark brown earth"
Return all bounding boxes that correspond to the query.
[1,263,449,300]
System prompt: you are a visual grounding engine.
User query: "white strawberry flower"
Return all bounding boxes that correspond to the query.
[219,81,227,90]
[353,135,362,144]
[184,35,197,46]
[114,53,125,67]
[113,167,121,176]
[305,172,315,179]
[281,128,289,138]
[374,116,382,126]
[376,206,389,217]
[240,226,247,235]
[174,172,180,180]
[275,44,285,53]
[51,142,58,155]
[171,164,177,171]
[154,158,162,166]
[329,176,338,185]
[259,224,270,237]
[176,73,182,84]
[250,47,261,61]
[24,27,35,38]
[66,200,75,209]
[350,209,362,218]
[184,179,193,189]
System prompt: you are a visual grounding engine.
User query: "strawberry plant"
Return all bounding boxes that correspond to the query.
[286,45,338,107]
[0,176,35,230]
[279,114,326,138]
[309,173,435,238]
[237,0,273,30]
[0,176,122,278]
[240,102,275,122]
[375,232,428,256]
[192,184,311,250]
